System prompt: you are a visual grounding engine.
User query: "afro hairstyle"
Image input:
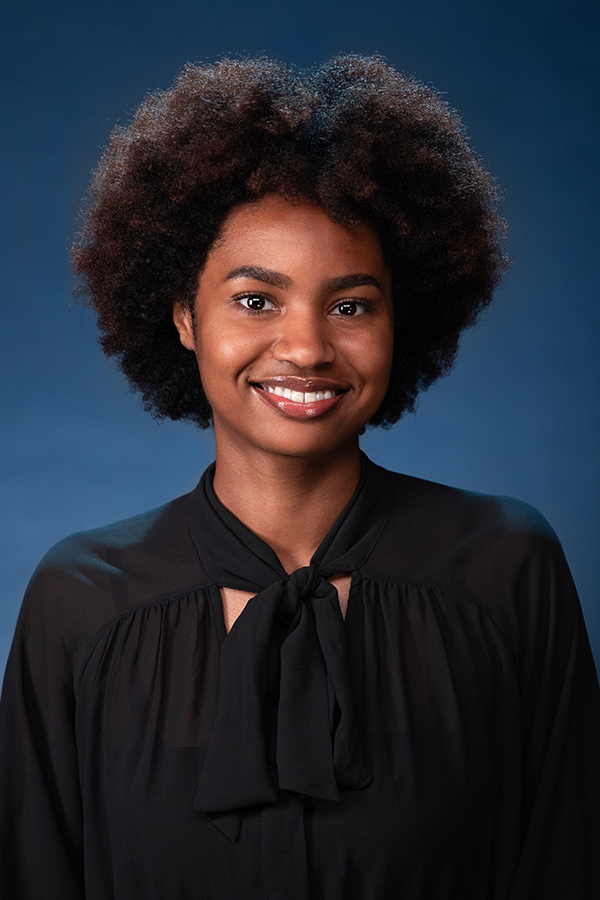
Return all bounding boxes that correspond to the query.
[71,54,508,428]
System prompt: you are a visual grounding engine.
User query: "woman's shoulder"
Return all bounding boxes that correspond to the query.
[368,459,567,595]
[368,460,580,659]
[372,459,557,547]
[16,491,208,656]
[34,492,192,579]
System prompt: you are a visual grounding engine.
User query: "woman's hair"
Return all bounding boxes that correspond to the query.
[71,54,508,428]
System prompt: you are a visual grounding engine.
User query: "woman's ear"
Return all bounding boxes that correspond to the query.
[172,301,196,351]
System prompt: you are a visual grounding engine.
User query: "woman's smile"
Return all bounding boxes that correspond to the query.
[251,376,349,418]
[173,193,394,461]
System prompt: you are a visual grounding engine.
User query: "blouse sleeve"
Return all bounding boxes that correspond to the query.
[0,561,85,899]
[505,525,600,899]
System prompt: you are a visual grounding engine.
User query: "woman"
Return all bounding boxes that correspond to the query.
[1,55,599,899]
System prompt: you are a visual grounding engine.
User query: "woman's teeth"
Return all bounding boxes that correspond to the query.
[264,385,336,403]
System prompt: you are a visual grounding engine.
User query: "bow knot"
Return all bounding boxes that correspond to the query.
[288,565,322,599]
[278,566,329,623]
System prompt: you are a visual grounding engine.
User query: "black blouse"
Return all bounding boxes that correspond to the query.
[1,455,599,899]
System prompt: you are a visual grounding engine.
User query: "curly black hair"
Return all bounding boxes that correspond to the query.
[71,54,508,428]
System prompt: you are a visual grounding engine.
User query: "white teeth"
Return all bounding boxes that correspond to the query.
[264,385,336,403]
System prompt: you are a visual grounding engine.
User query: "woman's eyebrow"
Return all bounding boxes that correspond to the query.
[224,266,292,289]
[324,274,383,292]
[224,266,383,293]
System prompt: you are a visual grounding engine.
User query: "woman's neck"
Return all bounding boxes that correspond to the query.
[212,440,362,573]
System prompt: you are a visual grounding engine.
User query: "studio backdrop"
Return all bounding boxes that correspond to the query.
[1,0,598,676]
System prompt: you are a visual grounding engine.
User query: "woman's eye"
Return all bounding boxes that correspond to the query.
[237,294,276,312]
[332,300,366,317]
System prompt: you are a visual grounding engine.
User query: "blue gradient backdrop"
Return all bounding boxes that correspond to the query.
[1,0,599,677]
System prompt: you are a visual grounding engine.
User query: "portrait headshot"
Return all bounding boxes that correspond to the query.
[1,2,599,898]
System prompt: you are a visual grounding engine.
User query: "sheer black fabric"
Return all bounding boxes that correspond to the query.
[1,455,599,899]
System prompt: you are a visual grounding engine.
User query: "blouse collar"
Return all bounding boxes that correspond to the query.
[187,451,392,591]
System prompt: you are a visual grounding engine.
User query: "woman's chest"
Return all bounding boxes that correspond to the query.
[76,579,521,899]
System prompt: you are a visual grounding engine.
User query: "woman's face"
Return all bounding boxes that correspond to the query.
[173,194,394,462]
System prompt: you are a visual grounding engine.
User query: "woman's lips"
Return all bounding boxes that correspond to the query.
[251,378,347,418]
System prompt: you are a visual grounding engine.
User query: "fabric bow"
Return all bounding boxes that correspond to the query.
[186,455,391,840]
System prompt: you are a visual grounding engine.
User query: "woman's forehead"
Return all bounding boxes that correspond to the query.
[206,194,387,272]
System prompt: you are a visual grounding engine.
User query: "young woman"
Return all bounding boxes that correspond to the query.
[1,55,599,899]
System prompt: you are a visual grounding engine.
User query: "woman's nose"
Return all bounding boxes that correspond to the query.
[271,310,336,368]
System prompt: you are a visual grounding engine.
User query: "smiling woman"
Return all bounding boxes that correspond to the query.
[1,55,599,900]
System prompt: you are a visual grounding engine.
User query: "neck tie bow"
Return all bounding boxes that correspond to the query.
[186,455,391,840]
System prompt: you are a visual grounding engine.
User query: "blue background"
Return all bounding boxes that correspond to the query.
[1,0,599,677]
